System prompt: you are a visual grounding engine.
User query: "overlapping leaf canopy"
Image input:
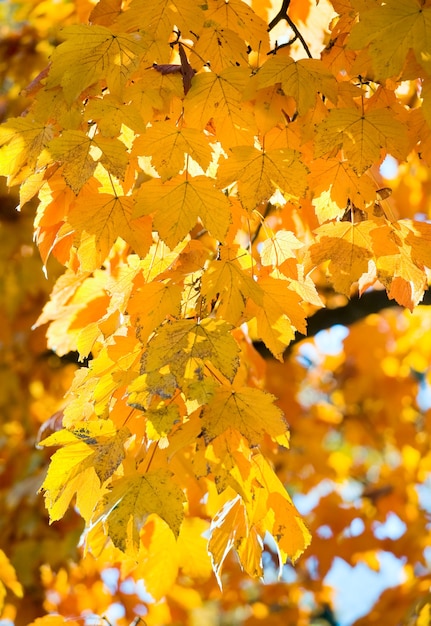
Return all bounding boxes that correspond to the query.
[1,0,431,623]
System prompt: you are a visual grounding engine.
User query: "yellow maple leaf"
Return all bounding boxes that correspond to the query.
[250,53,338,114]
[116,0,206,42]
[40,420,130,522]
[249,276,307,360]
[183,67,257,148]
[100,468,185,554]
[309,158,377,211]
[141,317,240,385]
[68,192,152,270]
[43,131,129,193]
[348,0,431,79]
[84,94,147,137]
[46,24,147,103]
[208,496,263,586]
[132,121,213,181]
[201,385,288,446]
[308,220,376,295]
[205,0,270,54]
[134,175,231,248]
[250,453,311,564]
[260,230,304,266]
[0,117,54,183]
[315,107,408,174]
[201,246,263,325]
[128,280,183,343]
[372,221,428,310]
[217,145,308,210]
[192,24,249,72]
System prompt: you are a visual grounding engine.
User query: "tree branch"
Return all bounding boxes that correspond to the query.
[267,0,312,59]
[285,15,312,59]
[268,0,291,31]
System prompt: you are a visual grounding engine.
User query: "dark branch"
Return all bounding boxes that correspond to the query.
[267,0,312,59]
[286,15,312,59]
[268,0,291,31]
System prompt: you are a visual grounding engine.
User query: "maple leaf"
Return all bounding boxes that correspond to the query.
[200,246,263,325]
[250,53,339,115]
[46,25,147,103]
[250,453,311,564]
[84,95,147,137]
[132,121,213,181]
[100,468,185,554]
[315,107,408,175]
[39,420,130,522]
[208,496,263,585]
[0,117,54,183]
[183,68,257,148]
[134,175,231,248]
[371,221,428,309]
[205,0,270,54]
[128,280,183,343]
[43,131,129,193]
[217,145,308,210]
[249,275,308,360]
[142,317,240,385]
[308,158,377,211]
[192,24,249,72]
[67,192,152,270]
[348,0,431,79]
[201,384,289,447]
[260,230,304,266]
[116,0,206,41]
[308,220,377,295]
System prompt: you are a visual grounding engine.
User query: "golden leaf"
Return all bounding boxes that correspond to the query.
[308,220,377,295]
[134,175,231,248]
[183,68,257,148]
[348,0,431,79]
[201,385,288,446]
[132,121,213,181]
[47,25,147,103]
[251,53,338,114]
[192,24,249,72]
[315,107,408,175]
[100,468,185,554]
[201,246,263,325]
[40,420,129,522]
[68,192,152,270]
[0,117,54,183]
[217,145,308,210]
[142,317,240,385]
[260,230,304,266]
[205,0,270,54]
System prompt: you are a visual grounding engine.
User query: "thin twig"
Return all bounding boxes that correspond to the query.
[286,15,312,58]
[267,0,312,59]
